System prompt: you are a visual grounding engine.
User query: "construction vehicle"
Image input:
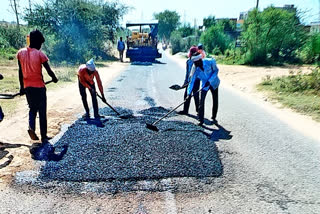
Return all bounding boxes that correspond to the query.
[126,20,162,62]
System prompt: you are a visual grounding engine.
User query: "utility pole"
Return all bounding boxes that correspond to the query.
[256,0,259,9]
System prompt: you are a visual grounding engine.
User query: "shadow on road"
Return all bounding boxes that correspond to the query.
[0,142,29,169]
[177,113,233,142]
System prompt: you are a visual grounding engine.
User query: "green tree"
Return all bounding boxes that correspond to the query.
[200,24,232,54]
[203,15,216,29]
[153,10,180,40]
[242,7,307,64]
[177,23,194,37]
[170,31,183,55]
[217,19,236,31]
[24,0,127,63]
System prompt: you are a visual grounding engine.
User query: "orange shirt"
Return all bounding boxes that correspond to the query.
[77,64,104,94]
[16,47,48,88]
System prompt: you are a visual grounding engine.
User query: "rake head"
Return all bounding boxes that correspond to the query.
[146,123,159,132]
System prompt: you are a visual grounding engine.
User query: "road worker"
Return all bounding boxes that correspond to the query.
[77,58,106,120]
[17,30,58,142]
[187,52,220,126]
[178,46,200,115]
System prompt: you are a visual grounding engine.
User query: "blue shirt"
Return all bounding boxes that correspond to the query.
[184,59,194,85]
[117,40,125,51]
[187,58,220,95]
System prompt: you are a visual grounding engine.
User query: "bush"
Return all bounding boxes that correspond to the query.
[0,25,27,50]
[299,33,320,65]
[260,68,320,93]
[200,24,232,55]
[170,31,183,55]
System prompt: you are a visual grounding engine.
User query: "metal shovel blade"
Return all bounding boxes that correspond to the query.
[119,114,134,119]
[169,84,182,91]
[146,123,159,132]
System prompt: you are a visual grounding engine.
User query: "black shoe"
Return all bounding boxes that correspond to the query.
[28,129,39,140]
[198,121,204,126]
[177,110,188,115]
[94,114,105,119]
[82,113,90,121]
[211,117,218,124]
[41,136,52,142]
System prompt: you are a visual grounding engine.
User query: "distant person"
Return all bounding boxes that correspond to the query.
[178,46,200,115]
[77,58,106,120]
[17,30,58,142]
[148,24,158,47]
[197,43,206,59]
[0,73,4,122]
[117,37,125,62]
[187,52,220,126]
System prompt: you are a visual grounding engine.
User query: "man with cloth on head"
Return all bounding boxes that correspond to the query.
[187,51,220,126]
[178,46,200,115]
[17,29,58,142]
[77,58,106,120]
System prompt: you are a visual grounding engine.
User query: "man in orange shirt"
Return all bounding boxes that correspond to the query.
[78,59,106,120]
[17,30,58,142]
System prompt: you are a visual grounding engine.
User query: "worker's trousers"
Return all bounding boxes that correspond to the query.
[78,81,99,118]
[198,86,219,123]
[25,87,47,139]
[183,78,200,113]
[119,50,124,62]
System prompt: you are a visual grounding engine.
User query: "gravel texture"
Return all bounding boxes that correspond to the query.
[39,106,222,182]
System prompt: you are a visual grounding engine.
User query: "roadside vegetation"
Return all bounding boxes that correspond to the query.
[258,67,320,121]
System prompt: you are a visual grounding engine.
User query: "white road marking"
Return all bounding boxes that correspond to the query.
[164,191,178,214]
[162,179,178,214]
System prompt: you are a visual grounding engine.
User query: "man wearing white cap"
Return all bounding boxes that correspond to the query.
[77,59,106,120]
[187,52,220,126]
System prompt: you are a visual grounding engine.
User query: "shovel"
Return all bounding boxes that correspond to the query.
[0,80,53,99]
[96,92,133,119]
[146,85,205,132]
[169,83,188,91]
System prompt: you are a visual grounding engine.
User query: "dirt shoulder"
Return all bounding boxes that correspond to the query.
[0,61,128,185]
[169,52,320,142]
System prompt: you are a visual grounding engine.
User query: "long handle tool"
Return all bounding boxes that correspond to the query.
[96,92,133,119]
[0,80,53,99]
[146,85,204,132]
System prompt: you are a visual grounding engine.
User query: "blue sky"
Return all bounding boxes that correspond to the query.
[1,0,319,25]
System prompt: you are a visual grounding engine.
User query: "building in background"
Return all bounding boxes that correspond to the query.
[310,22,320,33]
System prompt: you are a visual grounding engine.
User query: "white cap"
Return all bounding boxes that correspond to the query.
[86,58,96,71]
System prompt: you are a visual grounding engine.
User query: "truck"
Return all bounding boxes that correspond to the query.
[125,20,162,62]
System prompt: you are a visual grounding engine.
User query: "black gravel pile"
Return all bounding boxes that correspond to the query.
[39,106,222,182]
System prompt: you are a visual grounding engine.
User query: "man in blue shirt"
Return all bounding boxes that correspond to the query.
[187,52,220,125]
[117,37,125,62]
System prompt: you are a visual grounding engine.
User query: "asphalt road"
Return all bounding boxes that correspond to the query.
[1,52,320,214]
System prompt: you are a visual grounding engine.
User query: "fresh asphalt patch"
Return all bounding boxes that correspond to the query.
[38,106,222,182]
